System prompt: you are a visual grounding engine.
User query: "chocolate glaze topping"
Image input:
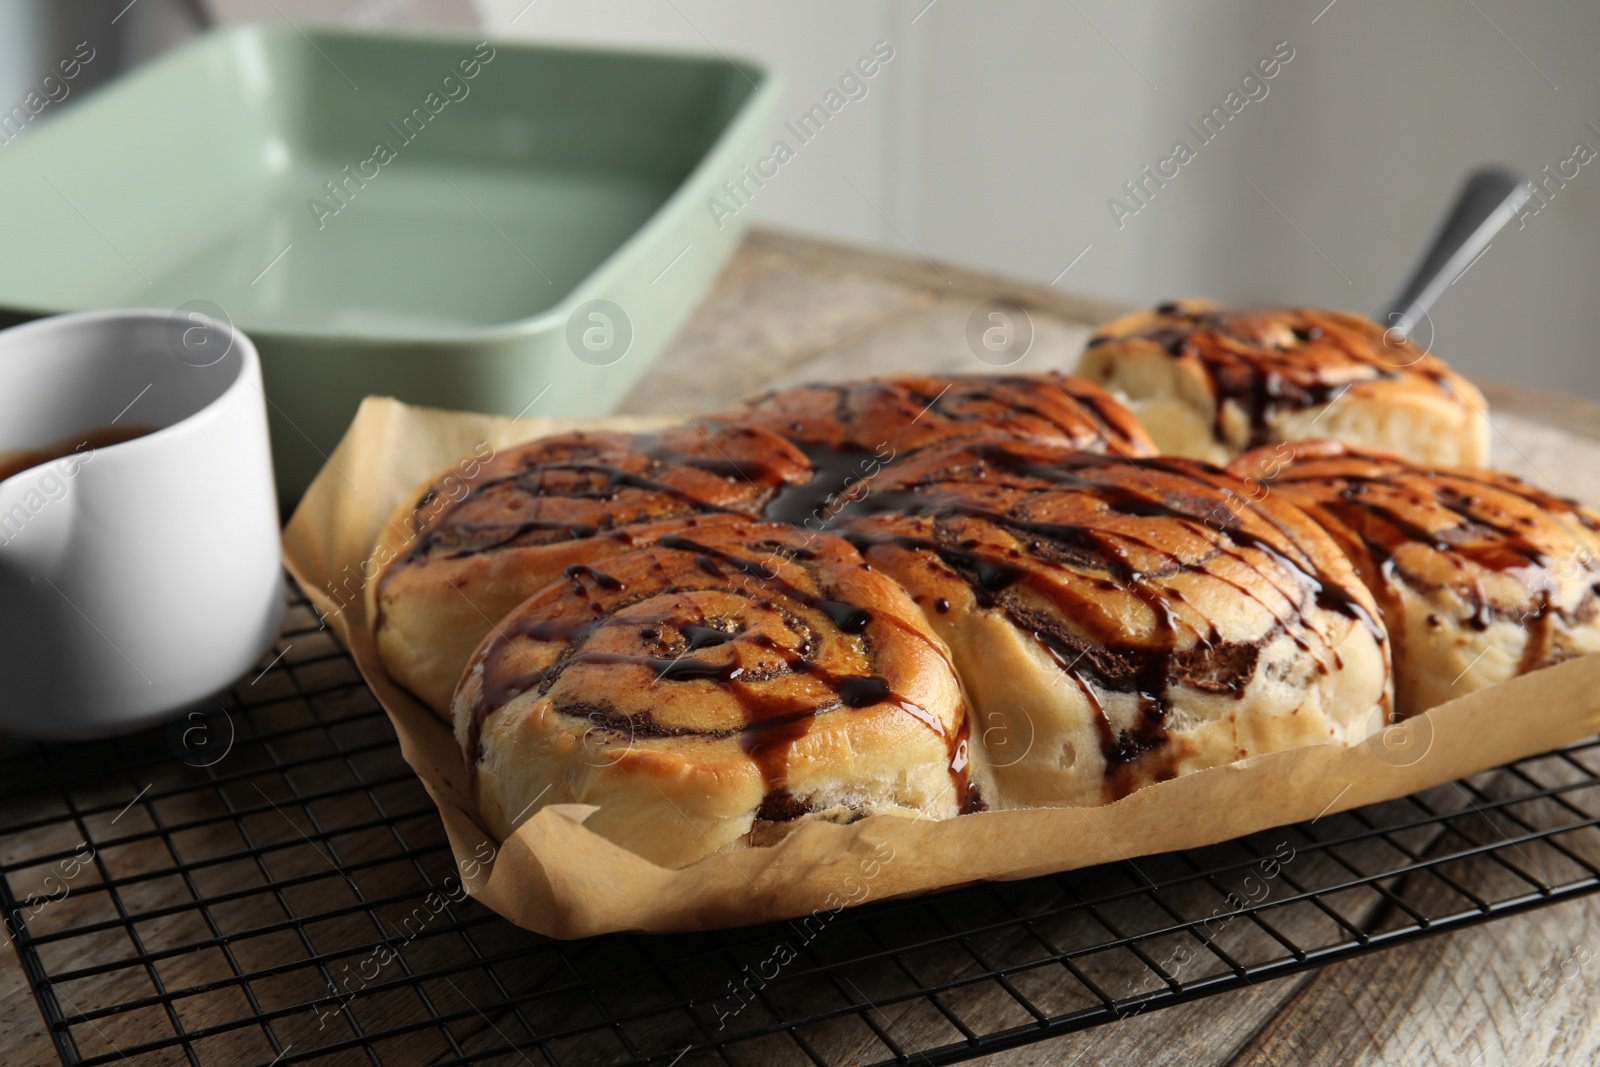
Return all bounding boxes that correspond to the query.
[1090,301,1461,447]
[1237,441,1600,701]
[469,522,979,814]
[760,443,890,528]
[390,424,812,571]
[833,439,1387,799]
[710,373,1156,459]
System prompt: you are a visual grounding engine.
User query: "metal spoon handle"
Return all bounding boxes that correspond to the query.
[1385,166,1530,340]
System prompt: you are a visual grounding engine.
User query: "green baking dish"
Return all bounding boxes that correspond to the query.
[0,25,777,502]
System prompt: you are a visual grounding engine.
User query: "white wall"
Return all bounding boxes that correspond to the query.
[475,0,1600,399]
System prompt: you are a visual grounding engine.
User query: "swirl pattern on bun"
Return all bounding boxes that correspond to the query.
[375,377,1155,715]
[834,438,1392,807]
[369,424,812,713]
[1232,440,1600,716]
[1076,300,1489,466]
[453,519,978,868]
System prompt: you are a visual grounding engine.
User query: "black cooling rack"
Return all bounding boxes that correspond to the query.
[5,580,1600,1067]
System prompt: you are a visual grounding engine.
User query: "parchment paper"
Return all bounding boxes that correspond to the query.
[282,396,1600,939]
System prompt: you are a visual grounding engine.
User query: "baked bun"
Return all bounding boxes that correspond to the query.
[369,425,811,713]
[1076,300,1489,466]
[710,373,1157,458]
[453,518,980,868]
[834,439,1392,807]
[1232,440,1600,717]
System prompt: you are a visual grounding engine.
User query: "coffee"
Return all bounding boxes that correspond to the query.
[0,424,157,483]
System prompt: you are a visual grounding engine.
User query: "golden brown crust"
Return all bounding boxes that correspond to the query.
[368,424,813,714]
[453,519,978,868]
[367,363,1600,870]
[1232,439,1600,716]
[709,373,1158,458]
[1076,300,1489,465]
[834,438,1392,807]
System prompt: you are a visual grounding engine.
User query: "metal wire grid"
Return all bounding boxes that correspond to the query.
[3,581,1600,1067]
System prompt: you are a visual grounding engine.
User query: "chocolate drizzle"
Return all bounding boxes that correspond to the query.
[711,373,1157,460]
[1090,303,1462,448]
[1240,442,1600,712]
[388,424,812,572]
[468,523,976,814]
[835,440,1387,794]
[761,443,887,528]
[563,564,623,590]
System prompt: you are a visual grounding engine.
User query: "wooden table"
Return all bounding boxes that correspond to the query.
[5,228,1600,1066]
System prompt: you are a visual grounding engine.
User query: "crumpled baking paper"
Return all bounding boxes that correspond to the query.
[281,396,1600,938]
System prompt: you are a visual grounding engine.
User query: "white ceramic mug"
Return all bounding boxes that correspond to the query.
[0,310,282,739]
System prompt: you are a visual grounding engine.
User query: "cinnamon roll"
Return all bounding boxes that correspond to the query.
[369,424,812,713]
[1231,440,1600,717]
[453,519,979,868]
[833,438,1392,808]
[1076,300,1489,466]
[709,373,1157,458]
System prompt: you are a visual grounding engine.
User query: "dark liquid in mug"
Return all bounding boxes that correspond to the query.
[0,424,157,483]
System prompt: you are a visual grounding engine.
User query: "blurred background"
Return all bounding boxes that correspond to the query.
[6,0,1595,396]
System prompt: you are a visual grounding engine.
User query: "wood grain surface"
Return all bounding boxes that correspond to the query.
[3,228,1599,1067]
